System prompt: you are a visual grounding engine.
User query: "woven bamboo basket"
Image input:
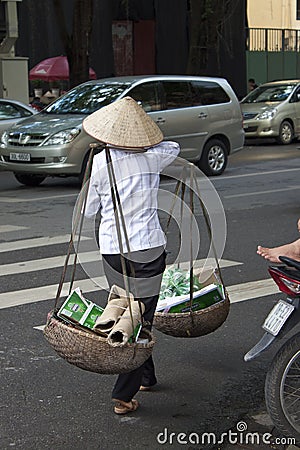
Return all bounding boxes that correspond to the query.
[44,312,155,374]
[153,295,230,338]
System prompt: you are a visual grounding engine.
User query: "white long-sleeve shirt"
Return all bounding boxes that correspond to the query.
[84,141,180,254]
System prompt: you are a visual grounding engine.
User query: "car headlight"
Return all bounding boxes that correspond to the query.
[43,128,80,146]
[1,131,8,146]
[256,109,277,120]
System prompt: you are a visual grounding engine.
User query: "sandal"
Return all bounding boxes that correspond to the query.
[113,398,139,415]
[139,385,152,391]
[139,383,156,391]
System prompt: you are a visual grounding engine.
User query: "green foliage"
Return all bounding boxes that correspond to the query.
[201,0,214,20]
[31,79,43,88]
[49,80,62,89]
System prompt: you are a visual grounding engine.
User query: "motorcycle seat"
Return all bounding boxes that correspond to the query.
[279,256,300,272]
[271,264,300,282]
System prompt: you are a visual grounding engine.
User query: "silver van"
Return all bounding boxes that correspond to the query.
[241,79,300,144]
[0,75,244,186]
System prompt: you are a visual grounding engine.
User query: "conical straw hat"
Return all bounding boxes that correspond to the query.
[82,96,163,149]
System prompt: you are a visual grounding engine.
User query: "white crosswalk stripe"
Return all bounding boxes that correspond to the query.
[1,275,280,311]
[0,225,29,233]
[0,234,91,253]
[0,227,280,312]
[33,277,280,331]
[0,193,77,203]
[0,276,108,310]
[0,258,243,309]
[0,250,102,276]
[228,278,279,303]
[0,253,240,277]
[33,325,45,331]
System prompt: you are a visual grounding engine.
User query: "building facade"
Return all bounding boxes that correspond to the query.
[11,0,247,98]
[246,0,300,86]
[248,0,299,29]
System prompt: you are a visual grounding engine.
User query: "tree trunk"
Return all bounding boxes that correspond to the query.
[186,0,207,74]
[53,0,93,88]
[70,0,93,88]
[186,0,225,75]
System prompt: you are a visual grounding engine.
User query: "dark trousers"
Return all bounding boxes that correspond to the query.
[102,246,166,402]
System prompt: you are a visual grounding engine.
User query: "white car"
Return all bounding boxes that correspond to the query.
[0,99,37,134]
[241,80,300,144]
[0,76,244,186]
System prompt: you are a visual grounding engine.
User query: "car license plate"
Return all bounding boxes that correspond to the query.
[9,152,31,162]
[263,300,295,336]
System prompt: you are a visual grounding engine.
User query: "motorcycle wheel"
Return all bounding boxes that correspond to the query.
[265,332,300,443]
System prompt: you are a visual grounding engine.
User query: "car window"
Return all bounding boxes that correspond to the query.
[161,81,192,109]
[291,86,300,102]
[44,82,131,115]
[128,82,162,112]
[16,106,33,117]
[241,84,295,103]
[190,81,230,105]
[0,103,22,119]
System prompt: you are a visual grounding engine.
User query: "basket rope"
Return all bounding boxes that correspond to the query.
[105,147,144,328]
[54,147,95,308]
[193,167,227,292]
[154,163,230,337]
[43,144,153,374]
[53,145,143,333]
[164,163,225,310]
[189,164,194,311]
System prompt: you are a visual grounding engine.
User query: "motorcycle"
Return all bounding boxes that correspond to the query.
[244,256,300,442]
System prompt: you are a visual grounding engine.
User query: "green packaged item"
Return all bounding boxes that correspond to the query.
[80,303,104,330]
[58,288,143,342]
[159,267,203,300]
[167,285,223,313]
[58,288,104,330]
[156,283,224,313]
[58,288,89,323]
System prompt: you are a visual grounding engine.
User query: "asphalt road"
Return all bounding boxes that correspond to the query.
[0,140,300,450]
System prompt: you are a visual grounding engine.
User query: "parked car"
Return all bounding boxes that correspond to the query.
[241,79,300,144]
[0,75,244,186]
[0,99,37,134]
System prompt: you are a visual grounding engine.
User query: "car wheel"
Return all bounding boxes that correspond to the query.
[276,121,294,145]
[14,173,46,186]
[198,139,228,176]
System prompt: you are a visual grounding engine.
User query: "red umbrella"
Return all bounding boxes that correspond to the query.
[29,56,97,81]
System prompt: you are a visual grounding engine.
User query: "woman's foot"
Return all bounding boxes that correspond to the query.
[257,239,300,263]
[113,398,139,415]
